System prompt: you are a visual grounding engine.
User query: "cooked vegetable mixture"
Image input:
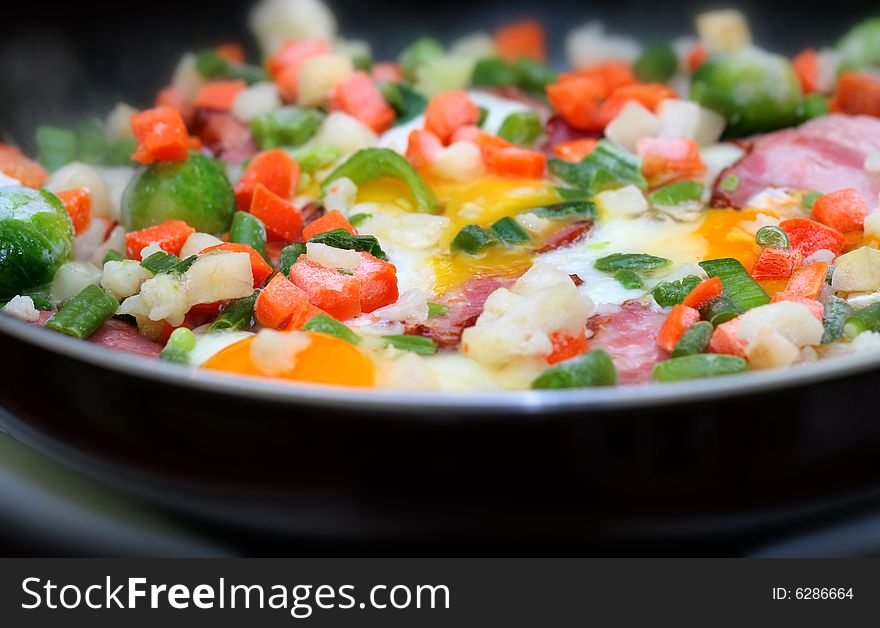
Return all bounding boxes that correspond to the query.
[5,1,880,390]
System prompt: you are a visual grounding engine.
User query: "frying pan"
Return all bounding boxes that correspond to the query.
[2,0,880,553]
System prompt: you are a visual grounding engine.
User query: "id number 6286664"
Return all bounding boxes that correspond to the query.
[772,587,853,600]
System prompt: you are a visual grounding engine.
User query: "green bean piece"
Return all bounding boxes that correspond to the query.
[652,354,748,382]
[671,321,714,357]
[595,253,671,273]
[512,57,558,93]
[477,107,489,128]
[230,211,267,257]
[472,57,519,87]
[302,314,361,345]
[250,107,325,149]
[497,111,542,146]
[450,224,500,254]
[490,217,530,245]
[755,226,790,249]
[208,291,259,332]
[529,200,597,219]
[822,295,852,344]
[45,285,119,339]
[699,257,770,311]
[160,327,197,364]
[531,350,617,389]
[614,269,643,289]
[381,335,438,355]
[651,275,702,307]
[843,302,880,338]
[279,243,307,276]
[699,292,741,327]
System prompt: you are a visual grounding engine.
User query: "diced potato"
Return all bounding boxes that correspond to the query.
[46,162,113,219]
[745,325,801,369]
[380,352,438,389]
[310,112,378,155]
[695,9,752,54]
[171,53,204,104]
[371,288,429,324]
[104,102,138,141]
[101,260,154,300]
[92,166,134,222]
[323,176,358,214]
[414,55,475,97]
[386,213,450,250]
[90,225,126,267]
[450,33,497,59]
[298,53,355,107]
[51,261,102,303]
[595,185,649,220]
[306,242,361,270]
[184,251,255,306]
[429,141,487,181]
[2,295,39,323]
[604,101,660,152]
[250,329,311,376]
[831,246,880,293]
[249,0,338,55]
[737,301,824,349]
[334,38,371,63]
[566,22,641,69]
[864,208,880,240]
[74,219,110,263]
[656,99,726,145]
[515,212,553,235]
[232,82,282,122]
[180,232,225,259]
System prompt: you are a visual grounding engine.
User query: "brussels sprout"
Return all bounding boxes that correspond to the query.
[690,47,803,137]
[634,42,678,83]
[838,18,880,67]
[121,152,235,234]
[0,186,74,300]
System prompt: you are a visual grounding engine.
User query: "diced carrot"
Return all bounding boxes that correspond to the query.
[687,42,709,73]
[681,276,723,309]
[255,273,312,329]
[559,61,636,94]
[597,83,677,128]
[636,137,704,185]
[55,188,92,235]
[406,129,443,169]
[494,19,546,62]
[353,252,398,312]
[484,146,546,178]
[371,61,404,83]
[780,217,847,256]
[833,71,880,117]
[250,183,303,241]
[546,76,605,130]
[286,301,330,331]
[553,138,598,162]
[750,246,805,280]
[793,48,820,95]
[770,292,824,321]
[302,210,355,240]
[130,105,190,165]
[125,220,195,260]
[709,316,747,358]
[0,144,47,188]
[546,330,588,365]
[329,71,396,133]
[785,262,829,300]
[234,148,300,211]
[194,80,247,112]
[215,43,245,65]
[267,39,332,100]
[656,304,701,352]
[811,188,868,233]
[423,90,480,144]
[290,256,362,320]
[202,242,273,287]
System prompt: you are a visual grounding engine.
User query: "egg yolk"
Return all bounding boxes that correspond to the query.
[202,332,375,387]
[696,208,768,268]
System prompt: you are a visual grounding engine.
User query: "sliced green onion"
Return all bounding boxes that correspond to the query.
[308,228,386,260]
[699,258,770,312]
[555,187,591,202]
[699,293,741,327]
[230,211,267,257]
[671,321,714,357]
[382,334,438,354]
[45,284,119,339]
[755,225,790,249]
[803,190,822,209]
[302,313,361,345]
[208,291,259,332]
[471,57,518,87]
[497,111,542,146]
[250,107,325,149]
[450,224,500,254]
[549,139,647,196]
[36,126,77,172]
[595,253,671,273]
[529,200,597,219]
[195,48,267,84]
[822,295,852,343]
[652,354,748,382]
[843,302,880,338]
[531,349,617,389]
[160,327,197,364]
[379,82,428,124]
[322,148,438,213]
[614,269,643,289]
[290,145,342,173]
[427,302,449,318]
[103,250,125,264]
[648,181,704,206]
[348,213,372,228]
[141,251,182,275]
[633,42,678,83]
[650,275,701,307]
[279,243,307,276]
[171,256,198,274]
[719,174,740,192]
[490,217,530,245]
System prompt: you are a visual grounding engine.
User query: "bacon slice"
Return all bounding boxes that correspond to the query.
[587,301,668,384]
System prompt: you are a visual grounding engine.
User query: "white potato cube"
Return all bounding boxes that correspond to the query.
[180,232,225,259]
[595,185,649,220]
[171,53,204,103]
[656,99,726,145]
[380,352,438,389]
[429,141,487,181]
[310,112,378,155]
[46,162,113,219]
[696,9,752,54]
[104,102,138,141]
[566,22,641,69]
[737,301,824,349]
[298,53,354,107]
[745,325,801,369]
[51,262,102,303]
[232,82,282,122]
[323,176,358,214]
[604,101,661,152]
[371,288,429,324]
[414,55,475,97]
[306,242,361,270]
[831,246,880,292]
[450,33,497,59]
[249,0,338,55]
